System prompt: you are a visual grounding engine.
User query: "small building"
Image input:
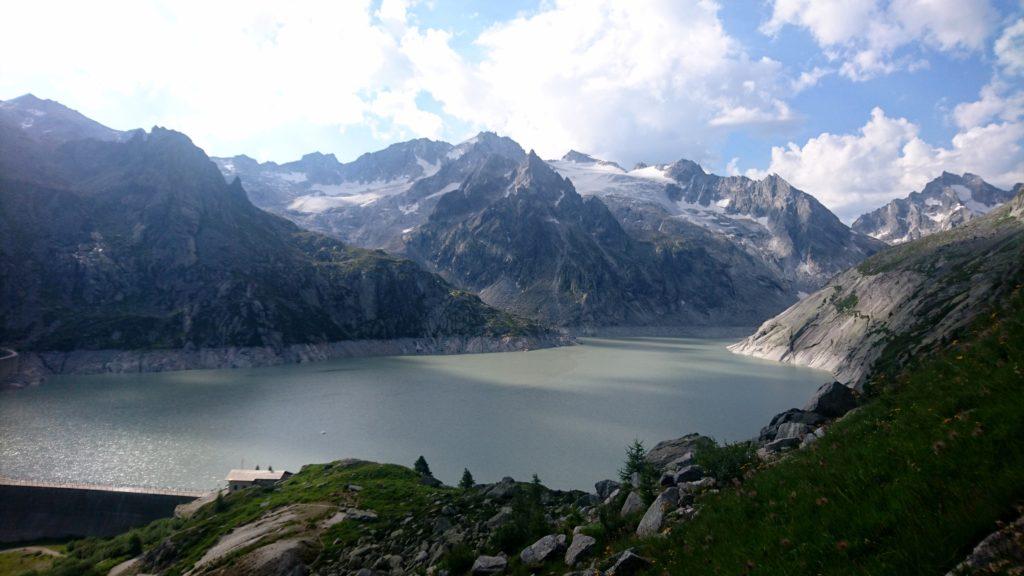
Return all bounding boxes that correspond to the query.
[225,469,291,492]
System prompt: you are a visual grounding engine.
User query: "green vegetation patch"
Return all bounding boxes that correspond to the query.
[649,285,1024,575]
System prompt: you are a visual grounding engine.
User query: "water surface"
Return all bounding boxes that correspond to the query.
[0,337,829,491]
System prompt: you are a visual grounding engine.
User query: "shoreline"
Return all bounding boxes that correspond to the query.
[2,332,573,389]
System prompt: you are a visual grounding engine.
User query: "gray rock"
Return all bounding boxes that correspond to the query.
[347,508,379,521]
[763,437,800,454]
[485,507,514,529]
[664,453,695,471]
[636,487,680,537]
[483,477,517,500]
[606,549,652,576]
[564,534,597,566]
[620,491,645,517]
[603,488,621,506]
[677,477,715,492]
[645,434,711,469]
[595,479,621,500]
[471,555,506,575]
[673,465,704,483]
[759,409,826,442]
[775,421,812,440]
[803,381,858,418]
[520,534,566,566]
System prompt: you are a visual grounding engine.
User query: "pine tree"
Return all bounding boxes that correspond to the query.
[459,468,475,489]
[618,439,657,502]
[414,455,432,477]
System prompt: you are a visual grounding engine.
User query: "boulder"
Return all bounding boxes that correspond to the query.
[803,381,858,418]
[636,487,679,537]
[564,534,597,566]
[595,479,621,500]
[519,534,566,566]
[673,465,704,483]
[485,506,514,530]
[606,549,652,576]
[763,437,800,454]
[483,477,517,500]
[759,409,825,443]
[775,422,813,440]
[645,434,711,470]
[658,472,676,487]
[471,555,507,575]
[677,477,714,493]
[603,488,621,506]
[620,491,645,517]
[665,453,695,471]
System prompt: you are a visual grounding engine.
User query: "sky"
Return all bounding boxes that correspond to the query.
[1,0,1022,220]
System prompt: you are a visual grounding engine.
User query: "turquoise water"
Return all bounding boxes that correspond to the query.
[0,337,829,491]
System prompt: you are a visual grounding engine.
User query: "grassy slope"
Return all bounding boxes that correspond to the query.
[40,462,457,576]
[638,284,1024,575]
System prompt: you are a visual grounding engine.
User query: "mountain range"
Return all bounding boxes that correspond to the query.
[3,93,1019,354]
[0,95,542,354]
[215,132,889,327]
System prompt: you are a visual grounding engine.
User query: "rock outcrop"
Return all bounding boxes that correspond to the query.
[730,189,1024,386]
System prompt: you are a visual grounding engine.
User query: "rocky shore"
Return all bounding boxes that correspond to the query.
[1,333,573,389]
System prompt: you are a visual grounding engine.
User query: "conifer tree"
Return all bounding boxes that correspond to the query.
[459,468,475,489]
[414,455,432,477]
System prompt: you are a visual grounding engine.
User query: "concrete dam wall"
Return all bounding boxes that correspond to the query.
[0,481,200,543]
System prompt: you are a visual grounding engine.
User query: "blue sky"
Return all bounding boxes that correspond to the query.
[1,0,1022,219]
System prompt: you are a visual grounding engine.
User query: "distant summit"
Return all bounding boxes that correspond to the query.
[852,172,1020,244]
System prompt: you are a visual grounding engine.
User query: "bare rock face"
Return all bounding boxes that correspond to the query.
[730,193,1024,387]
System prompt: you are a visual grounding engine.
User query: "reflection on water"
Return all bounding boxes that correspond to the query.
[0,337,829,491]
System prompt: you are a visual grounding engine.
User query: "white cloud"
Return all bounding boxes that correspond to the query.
[953,81,1024,129]
[759,103,1024,221]
[411,0,797,164]
[0,0,802,165]
[995,18,1024,75]
[762,0,998,80]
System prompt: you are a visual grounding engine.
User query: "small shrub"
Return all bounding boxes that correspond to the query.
[695,440,757,484]
[442,543,476,575]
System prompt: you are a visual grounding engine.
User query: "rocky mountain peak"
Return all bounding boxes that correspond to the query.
[664,158,706,181]
[513,151,575,199]
[562,150,598,163]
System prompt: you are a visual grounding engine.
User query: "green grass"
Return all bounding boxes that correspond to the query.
[637,285,1024,575]
[0,545,64,576]
[43,461,454,576]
